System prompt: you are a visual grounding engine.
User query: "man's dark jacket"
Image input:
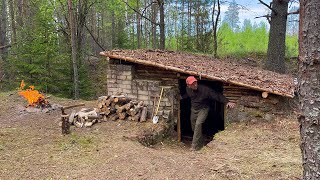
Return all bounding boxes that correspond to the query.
[186,84,229,110]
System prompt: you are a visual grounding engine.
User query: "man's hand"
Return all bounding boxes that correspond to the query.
[226,102,236,109]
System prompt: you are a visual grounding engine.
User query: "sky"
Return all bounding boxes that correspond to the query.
[220,0,300,26]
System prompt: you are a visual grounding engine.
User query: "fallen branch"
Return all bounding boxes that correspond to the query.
[0,44,12,49]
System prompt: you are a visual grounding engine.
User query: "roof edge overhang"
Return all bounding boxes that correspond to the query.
[100,51,294,98]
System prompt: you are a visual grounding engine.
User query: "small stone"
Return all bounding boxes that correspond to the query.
[264,113,274,121]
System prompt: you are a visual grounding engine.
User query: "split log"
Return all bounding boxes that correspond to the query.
[125,101,137,110]
[140,107,147,122]
[128,101,144,116]
[114,96,131,104]
[118,112,127,120]
[117,101,136,113]
[84,121,94,127]
[131,111,141,121]
[109,113,119,121]
[105,97,114,106]
[68,110,76,123]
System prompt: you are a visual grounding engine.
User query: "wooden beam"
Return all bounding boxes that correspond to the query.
[262,92,269,98]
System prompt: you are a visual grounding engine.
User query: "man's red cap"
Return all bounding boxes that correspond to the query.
[186,76,197,85]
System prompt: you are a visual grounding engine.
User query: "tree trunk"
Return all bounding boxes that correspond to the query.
[158,0,165,50]
[212,0,220,58]
[195,0,200,51]
[17,0,24,27]
[264,0,288,74]
[111,5,115,49]
[0,0,8,62]
[68,0,79,99]
[151,2,157,49]
[187,0,192,50]
[298,0,320,179]
[9,0,16,43]
[180,0,184,50]
[136,0,141,48]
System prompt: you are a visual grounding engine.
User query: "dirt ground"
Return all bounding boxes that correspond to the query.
[0,91,302,179]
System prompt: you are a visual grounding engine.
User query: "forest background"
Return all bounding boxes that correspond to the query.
[0,0,299,99]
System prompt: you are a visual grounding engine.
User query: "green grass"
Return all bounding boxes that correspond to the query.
[58,133,95,151]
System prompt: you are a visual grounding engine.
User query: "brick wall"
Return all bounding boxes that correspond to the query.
[107,64,179,123]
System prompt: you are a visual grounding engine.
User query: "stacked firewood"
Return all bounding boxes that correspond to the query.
[65,108,102,128]
[97,95,148,122]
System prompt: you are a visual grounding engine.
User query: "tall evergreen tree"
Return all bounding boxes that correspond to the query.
[223,0,240,32]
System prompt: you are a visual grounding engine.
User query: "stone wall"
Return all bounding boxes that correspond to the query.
[107,64,179,123]
[226,94,285,123]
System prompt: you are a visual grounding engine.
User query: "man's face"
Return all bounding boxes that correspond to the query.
[187,81,198,90]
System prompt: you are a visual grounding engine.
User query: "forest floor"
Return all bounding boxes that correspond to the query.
[0,91,302,179]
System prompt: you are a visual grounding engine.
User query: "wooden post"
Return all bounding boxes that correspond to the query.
[61,110,70,135]
[177,99,181,142]
[61,103,85,135]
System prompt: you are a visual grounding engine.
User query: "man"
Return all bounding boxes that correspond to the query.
[182,76,236,151]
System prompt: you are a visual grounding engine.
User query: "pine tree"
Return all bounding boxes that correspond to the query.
[223,0,240,32]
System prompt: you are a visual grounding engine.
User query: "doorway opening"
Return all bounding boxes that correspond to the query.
[178,79,225,146]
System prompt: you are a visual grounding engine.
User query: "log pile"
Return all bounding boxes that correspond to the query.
[63,108,103,128]
[97,95,148,122]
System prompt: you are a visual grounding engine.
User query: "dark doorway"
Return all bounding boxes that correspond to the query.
[178,79,225,145]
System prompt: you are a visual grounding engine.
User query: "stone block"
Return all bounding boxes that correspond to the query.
[127,94,138,99]
[161,97,169,102]
[160,102,166,107]
[107,83,118,88]
[126,75,133,80]
[263,97,279,105]
[165,101,172,107]
[107,87,118,92]
[122,80,132,85]
[149,91,160,97]
[241,95,260,103]
[122,89,132,94]
[121,71,132,76]
[116,64,132,71]
[138,94,150,101]
[239,101,261,108]
[117,75,127,80]
[143,100,154,106]
[111,74,117,79]
[118,84,131,89]
[138,90,149,96]
[109,64,117,70]
[157,110,163,116]
[136,80,148,91]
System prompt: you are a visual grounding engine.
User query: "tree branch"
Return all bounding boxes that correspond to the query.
[0,44,12,49]
[85,24,106,51]
[255,15,271,23]
[287,8,299,15]
[123,0,159,26]
[258,0,277,15]
[141,1,157,16]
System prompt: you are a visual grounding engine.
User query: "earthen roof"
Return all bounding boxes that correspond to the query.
[100,49,295,98]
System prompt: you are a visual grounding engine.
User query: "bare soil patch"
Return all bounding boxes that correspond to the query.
[0,91,302,179]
